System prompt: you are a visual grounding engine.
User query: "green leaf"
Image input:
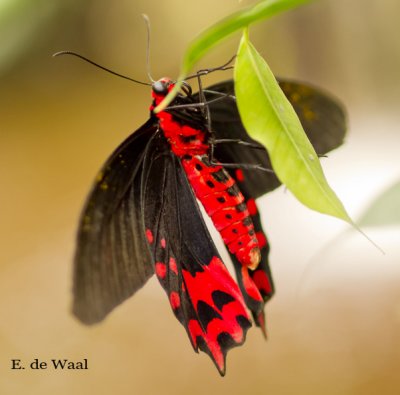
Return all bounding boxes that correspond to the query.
[235,30,352,223]
[358,180,400,227]
[154,0,313,112]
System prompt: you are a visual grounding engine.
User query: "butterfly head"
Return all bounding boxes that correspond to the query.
[152,78,174,99]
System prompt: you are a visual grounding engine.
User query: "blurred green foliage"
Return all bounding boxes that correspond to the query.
[0,0,79,75]
[359,180,400,227]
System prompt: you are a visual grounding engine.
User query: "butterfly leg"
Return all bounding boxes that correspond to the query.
[207,134,274,173]
[210,138,265,150]
[214,162,274,173]
[188,70,274,174]
[166,95,233,111]
[207,141,274,173]
[185,55,236,80]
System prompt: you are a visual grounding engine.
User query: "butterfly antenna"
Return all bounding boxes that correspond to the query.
[52,51,152,86]
[142,14,155,83]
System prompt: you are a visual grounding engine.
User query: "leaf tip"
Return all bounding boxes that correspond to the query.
[350,221,385,255]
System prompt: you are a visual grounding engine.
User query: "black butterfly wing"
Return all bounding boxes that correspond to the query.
[278,79,347,155]
[73,119,157,324]
[204,79,347,198]
[141,132,252,376]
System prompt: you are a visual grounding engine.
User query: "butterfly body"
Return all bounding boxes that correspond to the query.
[151,79,263,271]
[73,77,346,375]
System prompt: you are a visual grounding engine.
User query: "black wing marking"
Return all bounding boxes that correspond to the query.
[73,119,157,324]
[203,79,347,198]
[141,132,251,376]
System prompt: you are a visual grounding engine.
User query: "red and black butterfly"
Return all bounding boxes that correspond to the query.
[72,74,346,375]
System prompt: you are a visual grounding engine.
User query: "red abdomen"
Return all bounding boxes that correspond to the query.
[181,155,260,269]
[154,100,261,270]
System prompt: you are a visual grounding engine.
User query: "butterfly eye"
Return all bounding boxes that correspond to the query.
[152,80,169,95]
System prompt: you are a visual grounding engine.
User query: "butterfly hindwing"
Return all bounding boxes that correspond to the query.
[278,80,347,155]
[230,171,275,336]
[205,79,347,198]
[141,132,252,375]
[73,119,157,324]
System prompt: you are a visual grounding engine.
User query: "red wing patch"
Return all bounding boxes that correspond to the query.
[235,169,244,182]
[252,269,273,296]
[145,229,154,244]
[182,257,251,374]
[152,242,252,375]
[246,198,258,216]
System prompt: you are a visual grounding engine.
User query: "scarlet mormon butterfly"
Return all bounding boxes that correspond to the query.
[62,53,346,375]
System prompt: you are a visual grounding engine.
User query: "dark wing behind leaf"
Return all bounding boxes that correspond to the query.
[141,132,251,376]
[278,80,347,154]
[204,79,347,198]
[73,119,157,324]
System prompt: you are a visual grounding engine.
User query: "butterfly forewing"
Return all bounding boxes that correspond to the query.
[205,79,347,198]
[73,120,157,324]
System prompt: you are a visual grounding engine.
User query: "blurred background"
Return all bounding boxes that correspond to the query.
[1,0,399,394]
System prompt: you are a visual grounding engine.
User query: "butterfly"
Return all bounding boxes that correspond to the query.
[72,77,346,375]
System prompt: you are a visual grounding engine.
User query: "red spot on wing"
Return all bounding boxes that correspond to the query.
[256,231,267,249]
[170,292,181,309]
[246,198,258,216]
[155,262,167,279]
[240,266,263,302]
[252,270,273,295]
[145,229,154,244]
[235,169,244,182]
[169,257,178,275]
